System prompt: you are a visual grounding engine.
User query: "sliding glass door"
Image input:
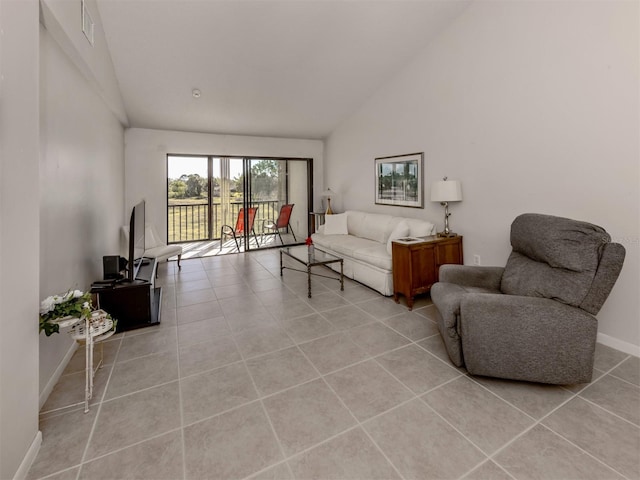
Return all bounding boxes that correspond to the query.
[167,154,311,252]
[167,156,210,242]
[247,158,309,248]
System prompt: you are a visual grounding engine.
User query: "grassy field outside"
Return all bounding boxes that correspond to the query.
[168,196,280,243]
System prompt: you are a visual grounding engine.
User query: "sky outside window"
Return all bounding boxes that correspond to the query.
[167,156,243,180]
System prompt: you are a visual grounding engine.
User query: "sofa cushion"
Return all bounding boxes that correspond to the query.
[346,211,395,243]
[406,218,435,237]
[323,213,349,235]
[319,235,381,259]
[386,220,410,255]
[144,244,183,261]
[353,244,393,271]
[312,232,343,251]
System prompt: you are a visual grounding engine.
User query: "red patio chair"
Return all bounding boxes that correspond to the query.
[262,204,296,244]
[220,207,259,251]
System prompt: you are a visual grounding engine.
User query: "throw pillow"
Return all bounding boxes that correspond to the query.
[386,220,410,255]
[323,213,349,235]
[409,221,434,237]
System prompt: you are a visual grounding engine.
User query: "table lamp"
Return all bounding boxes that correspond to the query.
[322,188,334,215]
[430,177,462,237]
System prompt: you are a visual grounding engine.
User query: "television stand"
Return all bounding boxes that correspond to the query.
[92,257,162,332]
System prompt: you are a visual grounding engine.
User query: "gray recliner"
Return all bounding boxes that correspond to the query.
[431,213,625,385]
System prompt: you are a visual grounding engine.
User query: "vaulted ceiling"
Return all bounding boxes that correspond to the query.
[97,0,470,139]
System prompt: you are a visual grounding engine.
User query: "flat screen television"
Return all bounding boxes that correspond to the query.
[127,200,146,282]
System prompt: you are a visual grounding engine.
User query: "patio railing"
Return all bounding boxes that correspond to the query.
[168,200,280,243]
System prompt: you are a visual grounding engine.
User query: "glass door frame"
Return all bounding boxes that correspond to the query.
[166,154,313,251]
[166,154,212,244]
[243,156,313,252]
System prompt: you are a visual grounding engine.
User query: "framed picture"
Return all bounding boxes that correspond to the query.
[374,152,424,208]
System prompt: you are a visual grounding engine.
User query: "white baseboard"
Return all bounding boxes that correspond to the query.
[39,341,78,410]
[597,332,640,357]
[13,430,42,480]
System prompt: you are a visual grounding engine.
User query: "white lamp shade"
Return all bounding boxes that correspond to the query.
[431,180,462,202]
[321,188,334,197]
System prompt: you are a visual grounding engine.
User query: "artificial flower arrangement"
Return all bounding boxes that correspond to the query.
[39,289,94,336]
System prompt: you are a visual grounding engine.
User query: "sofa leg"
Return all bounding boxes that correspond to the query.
[177,254,182,269]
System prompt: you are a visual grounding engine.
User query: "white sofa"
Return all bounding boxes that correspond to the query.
[311,210,435,296]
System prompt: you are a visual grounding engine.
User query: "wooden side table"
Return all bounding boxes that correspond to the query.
[392,235,463,310]
[309,212,326,234]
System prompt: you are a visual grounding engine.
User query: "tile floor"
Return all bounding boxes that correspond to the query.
[175,232,297,260]
[29,250,640,480]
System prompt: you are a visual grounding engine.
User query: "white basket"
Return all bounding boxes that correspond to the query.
[51,315,82,329]
[68,310,114,341]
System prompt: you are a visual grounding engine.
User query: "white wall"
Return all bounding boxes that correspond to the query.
[0,0,125,473]
[0,1,41,478]
[40,0,127,125]
[39,24,125,400]
[38,0,127,410]
[125,128,323,240]
[325,0,639,352]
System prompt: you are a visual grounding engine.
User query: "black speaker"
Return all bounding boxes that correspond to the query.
[103,255,121,280]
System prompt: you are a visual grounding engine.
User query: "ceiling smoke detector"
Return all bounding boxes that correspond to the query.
[192,89,201,98]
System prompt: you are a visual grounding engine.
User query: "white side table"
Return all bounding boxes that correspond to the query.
[53,309,114,413]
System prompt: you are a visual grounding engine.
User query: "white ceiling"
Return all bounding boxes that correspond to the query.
[97,0,470,140]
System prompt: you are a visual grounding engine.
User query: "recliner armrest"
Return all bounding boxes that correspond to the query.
[438,265,504,291]
[460,293,597,384]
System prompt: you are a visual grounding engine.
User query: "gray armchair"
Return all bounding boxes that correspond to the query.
[431,213,625,385]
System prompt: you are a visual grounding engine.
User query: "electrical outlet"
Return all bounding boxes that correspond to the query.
[473,254,481,266]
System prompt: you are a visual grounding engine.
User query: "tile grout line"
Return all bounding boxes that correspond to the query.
[74,334,124,479]
[166,253,634,475]
[365,360,497,476]
[228,300,296,479]
[33,253,639,480]
[226,269,416,478]
[578,394,640,429]
[356,324,578,478]
[476,362,633,479]
[52,319,468,477]
[537,423,631,480]
[173,261,474,480]
[172,270,188,480]
[293,338,409,480]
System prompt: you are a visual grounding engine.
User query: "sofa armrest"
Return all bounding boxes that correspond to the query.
[438,265,504,291]
[460,293,597,384]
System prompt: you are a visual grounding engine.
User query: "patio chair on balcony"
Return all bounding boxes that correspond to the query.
[262,204,296,245]
[220,207,259,251]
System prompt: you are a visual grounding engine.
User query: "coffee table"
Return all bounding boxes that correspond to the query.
[280,245,344,298]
